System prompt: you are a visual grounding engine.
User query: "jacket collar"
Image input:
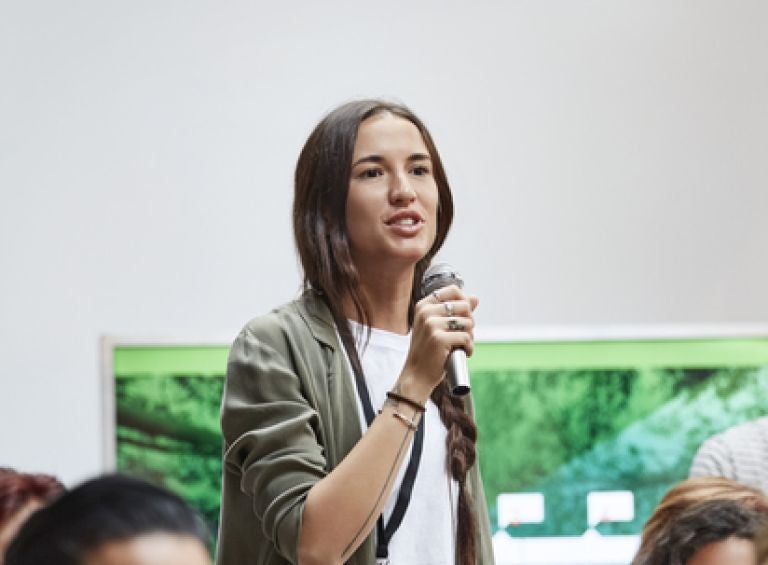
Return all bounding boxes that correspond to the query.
[296,289,339,349]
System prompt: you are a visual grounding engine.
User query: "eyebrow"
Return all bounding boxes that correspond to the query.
[351,153,432,168]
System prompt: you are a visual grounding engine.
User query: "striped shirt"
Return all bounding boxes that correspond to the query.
[690,416,768,494]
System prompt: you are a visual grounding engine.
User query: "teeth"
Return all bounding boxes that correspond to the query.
[393,217,416,225]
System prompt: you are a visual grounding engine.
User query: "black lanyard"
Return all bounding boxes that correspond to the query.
[339,329,425,564]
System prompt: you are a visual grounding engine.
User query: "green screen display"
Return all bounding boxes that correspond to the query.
[111,336,768,563]
[113,346,226,549]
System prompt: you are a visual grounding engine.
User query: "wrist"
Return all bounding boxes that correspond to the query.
[393,374,433,407]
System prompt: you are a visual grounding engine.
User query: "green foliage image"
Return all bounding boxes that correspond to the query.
[473,366,768,538]
[116,373,224,549]
[110,339,768,562]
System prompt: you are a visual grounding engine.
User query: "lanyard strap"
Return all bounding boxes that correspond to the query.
[338,328,425,562]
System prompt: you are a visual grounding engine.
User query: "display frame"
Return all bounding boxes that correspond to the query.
[101,323,768,563]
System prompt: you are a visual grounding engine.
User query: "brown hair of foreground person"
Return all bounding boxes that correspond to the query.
[633,476,768,565]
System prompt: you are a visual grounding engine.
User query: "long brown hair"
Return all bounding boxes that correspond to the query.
[633,476,768,565]
[293,99,478,564]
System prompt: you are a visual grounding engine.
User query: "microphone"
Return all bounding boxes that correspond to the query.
[420,261,471,396]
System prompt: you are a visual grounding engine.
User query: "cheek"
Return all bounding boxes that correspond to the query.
[345,184,377,222]
[344,189,378,248]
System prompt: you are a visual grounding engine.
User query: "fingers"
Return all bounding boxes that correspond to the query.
[422,285,478,312]
[426,314,474,335]
[420,285,476,319]
[427,284,465,304]
[433,317,475,357]
[416,285,478,353]
[436,299,472,318]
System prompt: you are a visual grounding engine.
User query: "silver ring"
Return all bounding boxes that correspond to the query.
[443,301,454,316]
[447,318,464,331]
[432,290,442,303]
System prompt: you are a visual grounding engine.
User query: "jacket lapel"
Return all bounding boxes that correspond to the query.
[295,290,363,465]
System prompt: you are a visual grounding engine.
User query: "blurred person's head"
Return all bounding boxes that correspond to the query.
[633,477,768,565]
[653,499,766,564]
[5,474,210,565]
[0,468,64,561]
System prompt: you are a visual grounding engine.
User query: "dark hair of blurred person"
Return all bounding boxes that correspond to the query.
[633,476,768,565]
[0,467,64,561]
[5,473,211,565]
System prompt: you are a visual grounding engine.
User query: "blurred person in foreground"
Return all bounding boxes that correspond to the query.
[5,473,210,565]
[690,416,768,494]
[633,476,768,565]
[0,467,63,562]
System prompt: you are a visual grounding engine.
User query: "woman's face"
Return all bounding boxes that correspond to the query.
[345,112,439,274]
[686,536,755,565]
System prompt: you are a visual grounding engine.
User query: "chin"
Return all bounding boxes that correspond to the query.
[394,248,431,266]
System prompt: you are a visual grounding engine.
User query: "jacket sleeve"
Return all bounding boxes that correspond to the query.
[220,321,327,563]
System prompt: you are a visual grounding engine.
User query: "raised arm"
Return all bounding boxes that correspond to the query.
[298,285,478,564]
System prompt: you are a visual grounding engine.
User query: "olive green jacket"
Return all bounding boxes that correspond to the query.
[216,291,495,564]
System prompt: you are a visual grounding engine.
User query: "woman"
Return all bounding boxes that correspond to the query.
[217,100,494,565]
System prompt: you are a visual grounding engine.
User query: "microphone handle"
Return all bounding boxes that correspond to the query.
[446,348,471,396]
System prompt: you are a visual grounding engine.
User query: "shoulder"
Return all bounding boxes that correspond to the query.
[238,299,305,343]
[690,417,768,476]
[713,417,768,445]
[223,293,338,405]
[235,291,337,353]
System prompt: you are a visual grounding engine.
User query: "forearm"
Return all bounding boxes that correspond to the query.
[298,398,422,565]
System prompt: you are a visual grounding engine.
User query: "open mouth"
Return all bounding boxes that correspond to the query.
[386,212,424,226]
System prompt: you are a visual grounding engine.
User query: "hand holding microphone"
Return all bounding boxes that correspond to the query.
[420,262,476,396]
[398,262,477,401]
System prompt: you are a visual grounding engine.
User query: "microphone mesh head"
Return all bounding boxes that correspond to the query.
[420,262,463,298]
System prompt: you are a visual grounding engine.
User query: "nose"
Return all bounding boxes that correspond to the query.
[389,172,416,205]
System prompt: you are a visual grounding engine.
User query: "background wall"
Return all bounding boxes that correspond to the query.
[1,0,767,486]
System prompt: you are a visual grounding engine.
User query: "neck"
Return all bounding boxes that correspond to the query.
[343,262,415,335]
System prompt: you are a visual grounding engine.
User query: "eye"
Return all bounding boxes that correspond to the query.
[358,167,383,179]
[411,165,431,176]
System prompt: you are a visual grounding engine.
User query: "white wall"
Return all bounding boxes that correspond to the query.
[1,0,767,486]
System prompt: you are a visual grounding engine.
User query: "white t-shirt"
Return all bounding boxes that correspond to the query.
[340,321,458,565]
